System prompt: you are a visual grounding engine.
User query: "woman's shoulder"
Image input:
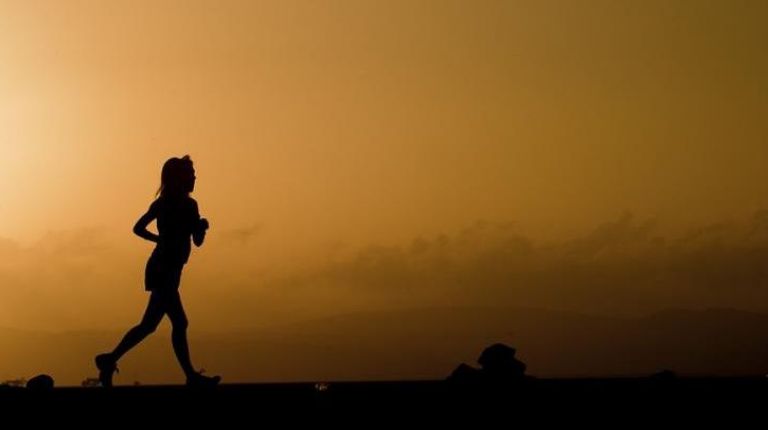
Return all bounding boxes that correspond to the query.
[178,196,199,213]
[149,197,164,210]
[155,195,197,213]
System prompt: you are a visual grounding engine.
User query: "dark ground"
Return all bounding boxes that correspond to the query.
[2,378,767,425]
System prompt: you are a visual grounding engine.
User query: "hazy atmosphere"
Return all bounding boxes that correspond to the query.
[0,0,767,384]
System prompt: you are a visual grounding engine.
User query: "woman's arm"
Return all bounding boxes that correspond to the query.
[191,199,208,247]
[133,202,160,243]
[193,218,208,247]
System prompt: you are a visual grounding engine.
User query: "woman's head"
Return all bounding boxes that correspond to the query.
[158,155,196,197]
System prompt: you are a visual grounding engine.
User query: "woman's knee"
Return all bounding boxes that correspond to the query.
[135,320,159,335]
[171,316,189,331]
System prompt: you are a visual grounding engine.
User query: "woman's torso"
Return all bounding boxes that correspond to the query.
[151,195,198,265]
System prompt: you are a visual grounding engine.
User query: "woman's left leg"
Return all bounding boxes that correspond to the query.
[164,289,195,376]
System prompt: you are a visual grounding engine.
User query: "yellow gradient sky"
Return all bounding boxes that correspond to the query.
[0,0,766,331]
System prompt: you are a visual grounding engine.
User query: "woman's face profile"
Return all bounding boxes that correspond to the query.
[185,168,196,193]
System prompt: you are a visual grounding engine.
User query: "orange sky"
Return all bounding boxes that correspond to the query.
[0,0,767,383]
[1,0,766,246]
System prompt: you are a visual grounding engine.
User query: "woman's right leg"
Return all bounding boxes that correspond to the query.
[111,292,166,359]
[95,292,166,386]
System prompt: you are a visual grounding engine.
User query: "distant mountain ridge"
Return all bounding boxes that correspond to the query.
[1,307,767,386]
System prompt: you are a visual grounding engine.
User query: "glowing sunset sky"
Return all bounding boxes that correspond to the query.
[0,0,766,383]
[0,0,765,245]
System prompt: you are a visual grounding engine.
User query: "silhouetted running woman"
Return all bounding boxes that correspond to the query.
[95,155,220,387]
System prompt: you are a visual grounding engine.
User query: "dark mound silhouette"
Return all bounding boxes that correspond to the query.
[26,374,54,391]
[448,343,531,386]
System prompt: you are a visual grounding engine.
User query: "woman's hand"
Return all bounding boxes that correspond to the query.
[193,218,209,247]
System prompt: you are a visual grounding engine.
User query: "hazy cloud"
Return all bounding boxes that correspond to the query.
[259,213,768,319]
[3,213,768,330]
[218,224,262,246]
